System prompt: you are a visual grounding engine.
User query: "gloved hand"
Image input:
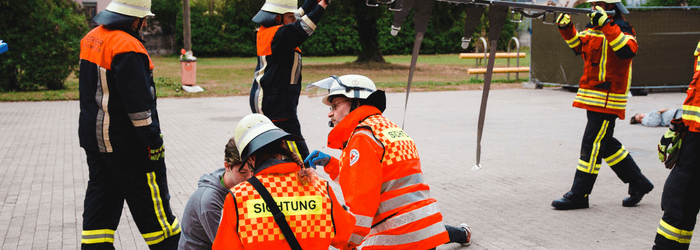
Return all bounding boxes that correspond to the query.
[149,134,165,161]
[149,145,165,161]
[304,150,331,169]
[658,118,687,169]
[588,6,610,27]
[556,13,571,28]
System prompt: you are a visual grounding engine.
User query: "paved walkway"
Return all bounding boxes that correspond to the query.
[0,88,697,249]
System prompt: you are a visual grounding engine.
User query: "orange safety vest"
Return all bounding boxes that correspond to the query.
[325,105,449,250]
[212,162,354,250]
[559,18,637,120]
[80,25,154,70]
[682,71,700,133]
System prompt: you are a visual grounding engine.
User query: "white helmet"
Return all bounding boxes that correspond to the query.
[252,0,298,26]
[234,113,301,163]
[306,74,378,105]
[586,0,628,14]
[105,0,154,18]
[93,0,154,26]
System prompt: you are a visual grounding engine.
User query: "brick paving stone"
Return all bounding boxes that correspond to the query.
[1,89,699,249]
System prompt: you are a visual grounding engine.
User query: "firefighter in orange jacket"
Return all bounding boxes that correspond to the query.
[551,0,654,210]
[78,0,181,249]
[653,70,700,249]
[212,113,355,250]
[248,0,328,160]
[304,75,472,250]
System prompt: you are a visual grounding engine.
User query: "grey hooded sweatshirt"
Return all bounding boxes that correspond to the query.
[178,168,229,249]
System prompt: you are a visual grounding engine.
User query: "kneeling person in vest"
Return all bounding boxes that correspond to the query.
[552,0,653,209]
[304,75,472,250]
[212,113,355,250]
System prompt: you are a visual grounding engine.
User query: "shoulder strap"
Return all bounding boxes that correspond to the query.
[248,176,302,250]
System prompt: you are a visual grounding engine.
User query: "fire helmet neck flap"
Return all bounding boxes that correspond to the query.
[93,0,155,27]
[234,114,302,166]
[586,0,629,14]
[252,0,298,27]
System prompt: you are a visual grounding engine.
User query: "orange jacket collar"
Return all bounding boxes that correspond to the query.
[327,105,382,149]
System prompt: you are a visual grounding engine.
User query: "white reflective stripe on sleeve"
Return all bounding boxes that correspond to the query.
[376,189,430,216]
[129,110,152,127]
[360,220,446,248]
[349,233,365,245]
[369,202,440,235]
[381,173,424,193]
[354,214,374,228]
[301,15,316,33]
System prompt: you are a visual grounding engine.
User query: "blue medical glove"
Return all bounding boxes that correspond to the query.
[304,150,330,169]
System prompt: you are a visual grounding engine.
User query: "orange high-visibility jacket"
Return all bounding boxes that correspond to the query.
[694,40,700,72]
[682,71,700,132]
[212,161,355,250]
[559,17,638,120]
[324,105,449,250]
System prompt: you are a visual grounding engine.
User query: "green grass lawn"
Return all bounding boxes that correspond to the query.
[0,50,530,102]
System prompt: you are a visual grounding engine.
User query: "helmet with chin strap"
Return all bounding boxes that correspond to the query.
[93,0,154,28]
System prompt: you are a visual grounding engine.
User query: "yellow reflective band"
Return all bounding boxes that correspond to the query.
[577,159,601,174]
[609,33,631,51]
[577,88,608,98]
[286,141,302,160]
[599,38,608,81]
[246,196,323,218]
[382,127,413,143]
[81,229,115,244]
[658,219,693,244]
[604,146,629,166]
[682,105,700,124]
[566,35,581,48]
[695,43,700,56]
[142,231,165,245]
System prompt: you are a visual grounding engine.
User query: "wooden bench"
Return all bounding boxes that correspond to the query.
[459,52,526,59]
[467,67,530,74]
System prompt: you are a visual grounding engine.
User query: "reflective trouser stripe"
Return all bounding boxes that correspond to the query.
[370,203,440,235]
[578,120,608,174]
[358,220,446,249]
[658,219,693,244]
[145,172,181,245]
[81,229,115,244]
[604,146,629,166]
[376,189,430,216]
[286,141,302,160]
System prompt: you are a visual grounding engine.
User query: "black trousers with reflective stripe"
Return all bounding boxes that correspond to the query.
[654,132,700,250]
[571,111,646,195]
[273,117,310,159]
[83,148,179,250]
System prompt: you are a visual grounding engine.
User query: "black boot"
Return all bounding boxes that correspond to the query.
[552,191,589,210]
[622,178,654,207]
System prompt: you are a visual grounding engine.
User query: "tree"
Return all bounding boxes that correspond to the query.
[351,0,386,63]
[0,0,89,91]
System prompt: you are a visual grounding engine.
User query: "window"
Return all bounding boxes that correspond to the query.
[83,2,97,18]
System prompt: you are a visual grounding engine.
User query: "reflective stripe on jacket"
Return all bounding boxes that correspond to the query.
[325,105,449,250]
[559,17,637,120]
[682,71,700,132]
[78,25,162,153]
[212,161,355,250]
